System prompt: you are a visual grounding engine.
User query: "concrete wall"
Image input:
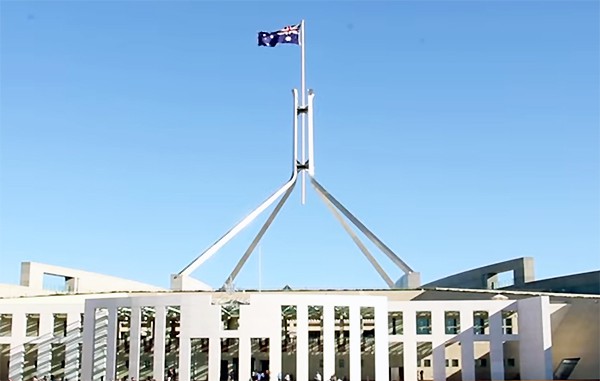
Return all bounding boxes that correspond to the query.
[20,262,165,293]
[504,271,600,295]
[0,292,139,381]
[517,296,553,380]
[81,293,391,381]
[0,284,54,298]
[551,298,600,379]
[423,258,535,290]
[0,289,596,381]
[80,293,547,381]
[0,295,86,381]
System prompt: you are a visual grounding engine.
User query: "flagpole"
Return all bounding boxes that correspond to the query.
[258,245,262,292]
[300,19,306,205]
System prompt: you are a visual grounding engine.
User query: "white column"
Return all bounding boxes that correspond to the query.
[81,304,97,381]
[270,330,282,380]
[459,309,475,381]
[323,306,335,379]
[129,307,142,380]
[489,311,504,381]
[431,310,445,381]
[518,296,553,380]
[349,305,361,381]
[178,335,191,381]
[105,307,118,381]
[208,336,221,381]
[296,305,309,381]
[153,306,167,381]
[374,305,390,381]
[9,312,25,381]
[403,309,417,381]
[239,337,251,381]
[37,313,54,377]
[65,312,81,381]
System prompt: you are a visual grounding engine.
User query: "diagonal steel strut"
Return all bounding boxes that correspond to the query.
[178,173,297,278]
[314,186,395,288]
[309,175,414,275]
[224,176,297,287]
[176,89,302,281]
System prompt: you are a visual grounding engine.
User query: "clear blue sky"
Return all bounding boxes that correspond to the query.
[1,1,598,290]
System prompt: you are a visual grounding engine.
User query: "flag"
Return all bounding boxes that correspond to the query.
[258,23,301,47]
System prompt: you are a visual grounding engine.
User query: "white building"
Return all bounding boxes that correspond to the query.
[1,60,598,381]
[1,261,598,381]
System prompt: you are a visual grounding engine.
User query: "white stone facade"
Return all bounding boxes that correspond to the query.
[0,290,557,381]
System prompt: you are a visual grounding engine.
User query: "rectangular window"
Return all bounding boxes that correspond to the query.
[221,338,238,358]
[444,311,460,334]
[416,311,431,335]
[360,306,374,357]
[310,305,324,373]
[165,306,180,371]
[139,306,154,377]
[423,359,431,367]
[221,304,239,330]
[26,314,40,337]
[388,311,403,335]
[553,358,580,380]
[251,336,270,373]
[24,343,38,376]
[281,305,297,354]
[0,314,12,337]
[53,314,68,337]
[452,359,459,367]
[335,303,349,377]
[190,338,209,381]
[502,310,517,334]
[473,311,488,335]
[51,343,66,377]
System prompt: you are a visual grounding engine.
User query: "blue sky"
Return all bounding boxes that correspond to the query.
[1,1,598,290]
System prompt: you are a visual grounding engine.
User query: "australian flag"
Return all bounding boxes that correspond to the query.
[258,23,301,47]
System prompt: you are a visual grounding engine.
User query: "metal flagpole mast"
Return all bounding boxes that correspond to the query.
[258,245,262,292]
[300,19,307,204]
[172,20,419,291]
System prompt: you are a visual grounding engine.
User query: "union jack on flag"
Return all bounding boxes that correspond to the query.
[258,23,301,47]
